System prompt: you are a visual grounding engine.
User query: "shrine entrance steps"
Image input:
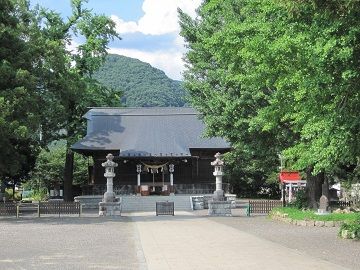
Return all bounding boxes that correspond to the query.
[74,195,193,212]
[121,195,191,212]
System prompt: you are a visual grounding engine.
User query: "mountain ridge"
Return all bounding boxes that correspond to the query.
[93,54,186,107]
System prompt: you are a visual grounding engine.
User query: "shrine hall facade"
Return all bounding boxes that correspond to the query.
[71,107,230,195]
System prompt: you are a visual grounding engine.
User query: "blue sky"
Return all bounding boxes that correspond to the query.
[30,0,202,80]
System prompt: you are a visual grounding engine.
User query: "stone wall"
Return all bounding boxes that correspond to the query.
[208,201,232,216]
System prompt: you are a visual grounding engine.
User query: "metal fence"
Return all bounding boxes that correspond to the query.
[248,200,283,214]
[156,201,174,216]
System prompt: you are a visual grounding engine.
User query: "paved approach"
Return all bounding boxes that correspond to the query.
[132,212,351,270]
[0,211,358,270]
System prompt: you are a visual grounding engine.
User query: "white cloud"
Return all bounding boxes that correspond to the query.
[108,47,184,80]
[110,15,138,34]
[109,0,201,80]
[111,0,201,36]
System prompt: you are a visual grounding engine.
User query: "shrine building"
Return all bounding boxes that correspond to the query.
[71,107,230,196]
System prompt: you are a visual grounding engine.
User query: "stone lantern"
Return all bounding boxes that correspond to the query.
[208,152,231,216]
[99,153,121,216]
[211,152,224,200]
[102,153,118,202]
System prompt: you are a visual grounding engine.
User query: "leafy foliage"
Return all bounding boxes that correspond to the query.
[179,0,360,199]
[339,218,360,239]
[0,0,120,186]
[93,54,186,107]
[28,144,90,190]
[287,189,308,209]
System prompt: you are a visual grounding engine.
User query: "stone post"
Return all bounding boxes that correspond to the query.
[211,152,224,200]
[136,164,142,195]
[169,164,174,195]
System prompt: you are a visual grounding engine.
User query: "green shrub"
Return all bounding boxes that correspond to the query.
[31,188,48,201]
[287,189,308,209]
[339,218,360,239]
[4,188,22,201]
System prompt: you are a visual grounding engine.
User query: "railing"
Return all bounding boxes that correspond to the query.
[156,201,174,216]
[174,183,231,194]
[83,185,137,195]
[329,201,353,208]
[0,202,82,218]
[82,183,231,195]
[0,202,17,217]
[38,202,82,217]
[248,200,283,214]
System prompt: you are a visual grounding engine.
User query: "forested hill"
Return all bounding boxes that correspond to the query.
[93,54,186,107]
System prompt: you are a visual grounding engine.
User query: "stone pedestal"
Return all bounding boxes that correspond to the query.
[191,196,205,210]
[99,201,121,216]
[208,200,232,216]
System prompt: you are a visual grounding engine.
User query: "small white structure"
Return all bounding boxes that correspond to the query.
[279,171,306,203]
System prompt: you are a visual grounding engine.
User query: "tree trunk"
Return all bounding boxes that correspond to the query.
[63,149,74,201]
[0,180,4,201]
[306,167,324,209]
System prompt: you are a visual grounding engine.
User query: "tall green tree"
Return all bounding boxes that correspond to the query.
[0,0,121,199]
[0,0,41,192]
[179,0,360,206]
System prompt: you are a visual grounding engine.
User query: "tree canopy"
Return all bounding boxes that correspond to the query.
[0,0,120,187]
[93,54,186,107]
[179,0,360,201]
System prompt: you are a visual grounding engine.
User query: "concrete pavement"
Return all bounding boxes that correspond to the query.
[130,211,350,270]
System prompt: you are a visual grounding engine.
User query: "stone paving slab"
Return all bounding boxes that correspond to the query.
[130,211,350,270]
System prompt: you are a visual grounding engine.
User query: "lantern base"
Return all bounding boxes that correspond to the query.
[213,189,225,201]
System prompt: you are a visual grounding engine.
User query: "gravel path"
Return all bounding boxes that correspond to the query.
[0,216,147,270]
[200,209,360,270]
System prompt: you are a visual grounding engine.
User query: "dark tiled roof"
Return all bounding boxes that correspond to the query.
[72,107,230,156]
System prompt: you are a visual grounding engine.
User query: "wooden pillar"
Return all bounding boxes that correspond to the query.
[169,164,175,195]
[136,164,142,195]
[281,183,286,207]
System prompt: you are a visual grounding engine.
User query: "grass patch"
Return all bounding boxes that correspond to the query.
[271,207,360,221]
